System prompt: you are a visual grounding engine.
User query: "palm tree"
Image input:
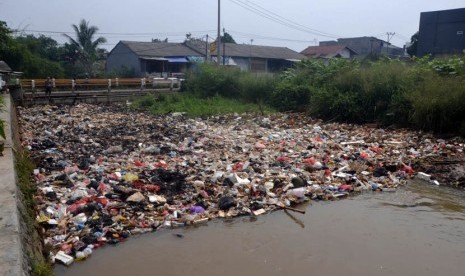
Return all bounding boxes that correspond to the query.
[63,19,106,76]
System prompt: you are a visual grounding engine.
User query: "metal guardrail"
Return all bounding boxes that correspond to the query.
[11,77,183,105]
[16,77,182,92]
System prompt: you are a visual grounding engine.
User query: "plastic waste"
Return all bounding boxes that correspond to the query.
[20,103,461,266]
[218,196,236,210]
[55,251,74,266]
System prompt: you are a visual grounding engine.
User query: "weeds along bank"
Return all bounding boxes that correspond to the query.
[172,57,465,136]
[0,96,53,276]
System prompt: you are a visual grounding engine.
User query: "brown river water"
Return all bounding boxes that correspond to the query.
[55,181,465,276]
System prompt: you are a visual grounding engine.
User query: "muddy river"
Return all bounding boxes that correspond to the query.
[55,181,465,276]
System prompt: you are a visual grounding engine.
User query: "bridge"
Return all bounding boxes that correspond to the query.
[10,77,183,105]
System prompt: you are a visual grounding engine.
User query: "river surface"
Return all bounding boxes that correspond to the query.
[55,181,465,276]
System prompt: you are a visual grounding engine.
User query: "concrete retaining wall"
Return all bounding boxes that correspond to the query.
[0,95,26,275]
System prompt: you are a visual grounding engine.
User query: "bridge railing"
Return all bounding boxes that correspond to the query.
[18,77,182,92]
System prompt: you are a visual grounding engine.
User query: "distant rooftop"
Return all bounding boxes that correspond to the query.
[300,45,357,58]
[0,61,12,73]
[118,41,203,57]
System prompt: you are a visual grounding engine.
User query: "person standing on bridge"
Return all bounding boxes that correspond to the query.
[45,77,52,98]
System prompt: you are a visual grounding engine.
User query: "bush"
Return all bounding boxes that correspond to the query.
[409,74,465,133]
[184,64,242,98]
[180,56,465,136]
[271,82,313,112]
[136,94,157,108]
[238,73,275,114]
[106,65,136,78]
[132,93,275,117]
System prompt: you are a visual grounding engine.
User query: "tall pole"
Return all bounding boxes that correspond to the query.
[386,32,395,56]
[249,39,253,71]
[223,28,226,65]
[205,34,209,63]
[217,0,221,66]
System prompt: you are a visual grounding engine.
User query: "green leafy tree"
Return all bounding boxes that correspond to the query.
[13,34,65,77]
[407,32,419,57]
[16,34,64,62]
[63,19,107,76]
[0,21,19,67]
[221,32,236,43]
[0,21,64,77]
[0,21,11,51]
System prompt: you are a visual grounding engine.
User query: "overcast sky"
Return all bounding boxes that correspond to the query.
[1,0,464,51]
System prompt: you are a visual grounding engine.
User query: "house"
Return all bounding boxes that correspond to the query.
[106,40,306,76]
[106,41,205,77]
[300,45,357,59]
[0,61,13,90]
[320,37,404,58]
[211,43,306,72]
[417,8,465,57]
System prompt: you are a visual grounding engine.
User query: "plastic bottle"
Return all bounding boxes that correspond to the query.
[287,187,307,198]
[368,181,379,190]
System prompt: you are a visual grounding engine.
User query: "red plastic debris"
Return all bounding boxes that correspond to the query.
[277,155,291,162]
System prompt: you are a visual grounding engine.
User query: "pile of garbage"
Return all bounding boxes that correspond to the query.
[17,104,464,266]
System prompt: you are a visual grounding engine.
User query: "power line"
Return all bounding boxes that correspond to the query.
[227,0,341,38]
[233,0,341,38]
[228,30,316,43]
[12,29,216,36]
[13,27,319,46]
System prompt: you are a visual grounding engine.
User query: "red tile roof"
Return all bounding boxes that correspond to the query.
[300,45,356,58]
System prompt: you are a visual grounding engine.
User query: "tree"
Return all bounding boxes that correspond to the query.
[16,34,64,62]
[152,38,168,43]
[0,21,16,64]
[0,21,11,49]
[407,32,419,57]
[221,32,236,44]
[63,19,107,76]
[0,21,64,78]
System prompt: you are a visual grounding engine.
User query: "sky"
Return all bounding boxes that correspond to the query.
[1,0,464,52]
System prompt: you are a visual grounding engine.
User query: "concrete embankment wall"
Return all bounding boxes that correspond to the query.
[0,95,44,276]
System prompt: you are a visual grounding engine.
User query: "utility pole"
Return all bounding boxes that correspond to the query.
[217,0,221,66]
[249,39,253,71]
[386,32,395,56]
[223,28,226,65]
[205,34,209,63]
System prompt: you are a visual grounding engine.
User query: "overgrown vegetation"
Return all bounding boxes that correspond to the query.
[15,150,53,276]
[138,63,278,117]
[132,93,274,117]
[163,56,465,136]
[299,55,465,135]
[0,19,106,78]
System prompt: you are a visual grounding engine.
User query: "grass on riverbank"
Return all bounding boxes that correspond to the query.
[132,93,275,117]
[15,150,53,276]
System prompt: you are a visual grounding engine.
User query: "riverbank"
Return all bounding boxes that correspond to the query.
[0,95,25,275]
[0,95,51,276]
[17,103,464,267]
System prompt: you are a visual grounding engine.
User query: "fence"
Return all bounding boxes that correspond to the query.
[16,77,182,92]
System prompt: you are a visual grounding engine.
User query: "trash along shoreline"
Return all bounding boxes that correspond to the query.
[17,103,465,266]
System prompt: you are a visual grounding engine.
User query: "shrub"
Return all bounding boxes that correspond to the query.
[184,64,242,98]
[271,81,313,112]
[238,73,275,114]
[409,74,465,133]
[132,93,274,117]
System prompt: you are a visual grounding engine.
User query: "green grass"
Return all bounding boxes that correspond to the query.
[132,93,275,117]
[15,150,53,276]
